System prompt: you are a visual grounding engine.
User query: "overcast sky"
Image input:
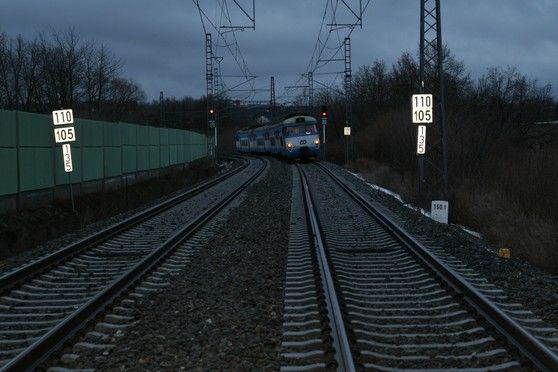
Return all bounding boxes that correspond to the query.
[2,1,557,102]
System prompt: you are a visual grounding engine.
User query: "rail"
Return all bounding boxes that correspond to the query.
[315,162,558,371]
[1,156,266,371]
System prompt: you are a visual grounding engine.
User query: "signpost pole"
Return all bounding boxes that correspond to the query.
[411,94,433,194]
[53,109,77,213]
[345,137,348,165]
[343,126,351,165]
[321,117,327,161]
[68,173,75,212]
[323,123,326,161]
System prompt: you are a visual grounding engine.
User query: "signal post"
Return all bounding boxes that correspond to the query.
[320,106,327,161]
[208,107,217,161]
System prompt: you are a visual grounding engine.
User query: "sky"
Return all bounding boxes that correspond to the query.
[1,0,557,102]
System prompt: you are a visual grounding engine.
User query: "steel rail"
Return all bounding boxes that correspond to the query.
[1,157,267,371]
[0,157,248,294]
[296,164,356,372]
[315,162,558,372]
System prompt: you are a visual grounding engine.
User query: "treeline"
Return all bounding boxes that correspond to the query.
[0,29,255,132]
[0,28,151,123]
[319,50,556,167]
[316,49,558,270]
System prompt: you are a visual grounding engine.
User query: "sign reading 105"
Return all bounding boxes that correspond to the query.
[411,94,433,124]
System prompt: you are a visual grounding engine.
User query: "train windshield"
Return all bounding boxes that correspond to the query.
[284,124,318,137]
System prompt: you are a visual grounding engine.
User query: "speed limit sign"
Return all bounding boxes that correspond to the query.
[52,109,74,125]
[412,94,433,124]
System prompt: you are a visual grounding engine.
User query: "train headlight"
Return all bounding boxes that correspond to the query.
[287,142,293,150]
[314,139,320,145]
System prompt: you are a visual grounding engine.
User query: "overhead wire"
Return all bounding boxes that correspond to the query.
[192,0,255,100]
[279,0,373,103]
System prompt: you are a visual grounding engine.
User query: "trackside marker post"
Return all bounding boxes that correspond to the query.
[431,200,448,224]
[412,93,433,195]
[344,126,351,165]
[411,94,433,124]
[52,109,76,212]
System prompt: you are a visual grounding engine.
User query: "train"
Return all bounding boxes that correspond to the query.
[235,114,320,159]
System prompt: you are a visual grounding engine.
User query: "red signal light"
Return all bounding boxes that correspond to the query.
[321,105,327,118]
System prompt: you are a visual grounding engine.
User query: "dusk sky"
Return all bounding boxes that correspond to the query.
[2,1,557,102]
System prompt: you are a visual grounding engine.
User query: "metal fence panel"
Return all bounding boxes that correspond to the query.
[137,146,150,171]
[137,125,149,146]
[104,147,122,177]
[149,146,159,169]
[80,119,103,146]
[82,147,104,181]
[18,111,51,147]
[177,145,185,163]
[149,126,159,146]
[169,145,178,165]
[19,147,54,191]
[121,123,137,146]
[0,148,17,195]
[103,122,121,147]
[159,129,168,146]
[122,146,137,173]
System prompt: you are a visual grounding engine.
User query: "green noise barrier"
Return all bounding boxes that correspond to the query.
[0,110,207,196]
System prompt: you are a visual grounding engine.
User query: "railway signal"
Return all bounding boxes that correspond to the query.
[208,107,215,120]
[320,106,328,160]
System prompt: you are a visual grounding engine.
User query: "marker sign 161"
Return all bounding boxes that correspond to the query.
[412,94,433,123]
[52,109,74,125]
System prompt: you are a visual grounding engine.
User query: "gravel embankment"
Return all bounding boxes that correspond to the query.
[326,162,558,330]
[0,160,237,275]
[86,157,291,370]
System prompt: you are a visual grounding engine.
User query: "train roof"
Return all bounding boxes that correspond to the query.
[282,115,317,125]
[237,114,317,133]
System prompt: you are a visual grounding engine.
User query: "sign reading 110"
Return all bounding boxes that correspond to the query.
[411,94,433,124]
[52,109,74,126]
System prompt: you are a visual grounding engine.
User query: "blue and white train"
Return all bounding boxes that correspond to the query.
[235,114,320,159]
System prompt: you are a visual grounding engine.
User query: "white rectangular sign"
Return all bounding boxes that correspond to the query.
[431,200,449,224]
[321,118,327,126]
[62,144,73,172]
[412,94,433,123]
[417,125,426,154]
[344,127,351,136]
[52,109,74,125]
[54,126,76,143]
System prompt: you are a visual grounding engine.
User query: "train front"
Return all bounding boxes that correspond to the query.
[283,116,320,159]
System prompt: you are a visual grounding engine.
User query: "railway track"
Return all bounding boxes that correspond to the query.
[0,156,267,371]
[281,162,558,371]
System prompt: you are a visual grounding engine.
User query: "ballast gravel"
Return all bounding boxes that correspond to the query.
[325,162,558,331]
[87,158,291,370]
[0,160,238,275]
